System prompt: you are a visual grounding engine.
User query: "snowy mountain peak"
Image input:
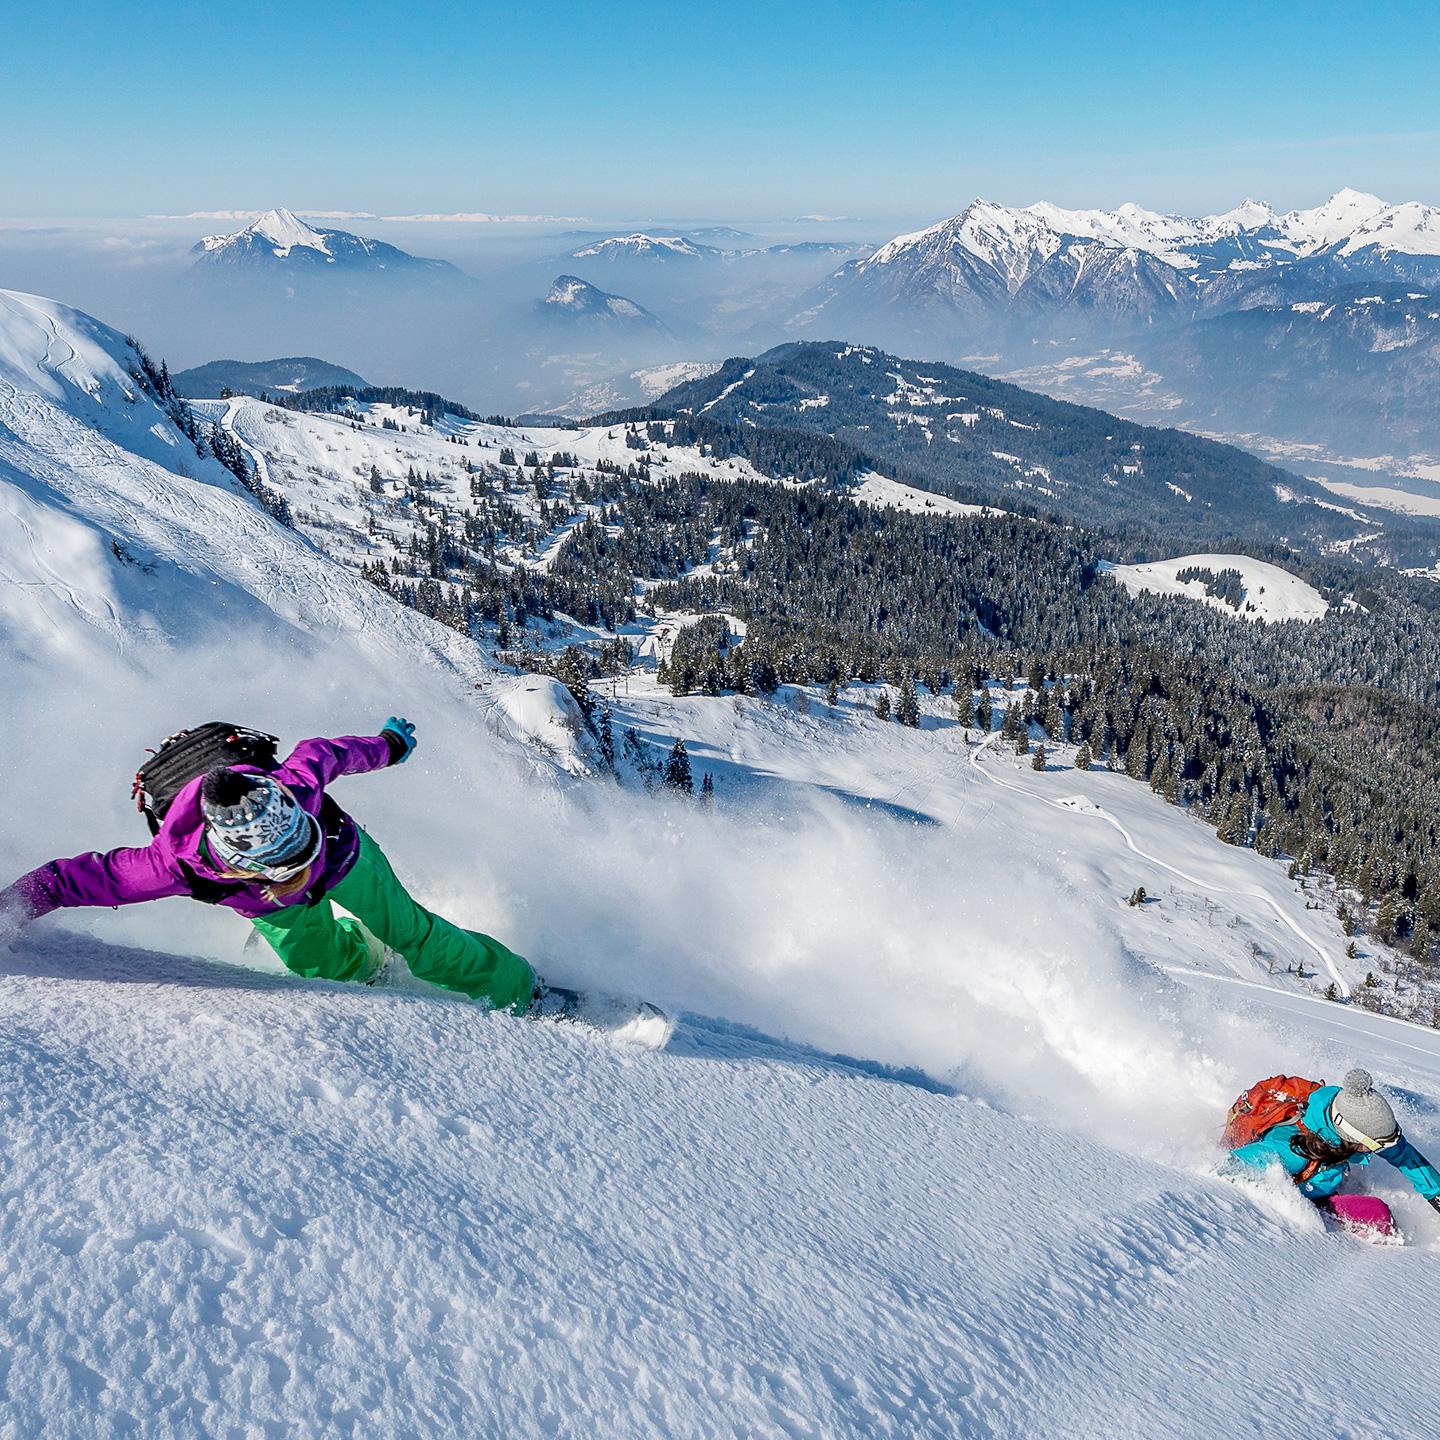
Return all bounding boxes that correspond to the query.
[540,275,668,333]
[200,208,330,258]
[569,233,717,262]
[1339,198,1440,257]
[1277,189,1389,252]
[248,208,331,256]
[1326,186,1387,210]
[867,189,1439,276]
[193,212,458,277]
[864,199,1061,293]
[547,275,597,307]
[1197,198,1278,237]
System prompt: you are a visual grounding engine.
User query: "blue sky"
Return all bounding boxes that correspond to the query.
[4,0,1439,221]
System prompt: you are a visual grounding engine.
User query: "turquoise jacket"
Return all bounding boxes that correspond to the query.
[1231,1084,1440,1201]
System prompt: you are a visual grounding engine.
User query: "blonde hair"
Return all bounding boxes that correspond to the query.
[211,859,316,906]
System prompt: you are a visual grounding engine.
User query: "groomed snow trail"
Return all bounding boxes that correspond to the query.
[969,736,1351,996]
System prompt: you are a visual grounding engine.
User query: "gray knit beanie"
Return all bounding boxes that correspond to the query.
[1331,1069,1400,1149]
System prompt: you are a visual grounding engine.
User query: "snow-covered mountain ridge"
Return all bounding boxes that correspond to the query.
[790,190,1440,366]
[866,189,1440,281]
[641,341,1394,551]
[569,233,720,263]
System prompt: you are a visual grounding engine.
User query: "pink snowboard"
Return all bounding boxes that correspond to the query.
[1328,1194,1398,1240]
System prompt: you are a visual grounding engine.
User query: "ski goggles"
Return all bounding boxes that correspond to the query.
[1334,1115,1400,1153]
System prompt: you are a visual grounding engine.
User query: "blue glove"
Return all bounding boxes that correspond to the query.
[381,716,417,765]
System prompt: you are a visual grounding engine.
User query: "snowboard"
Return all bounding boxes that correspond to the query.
[528,984,674,1050]
[1326,1194,1400,1243]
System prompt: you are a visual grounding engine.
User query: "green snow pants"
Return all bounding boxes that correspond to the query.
[249,829,536,1012]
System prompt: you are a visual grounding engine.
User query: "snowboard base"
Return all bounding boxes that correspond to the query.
[529,985,674,1050]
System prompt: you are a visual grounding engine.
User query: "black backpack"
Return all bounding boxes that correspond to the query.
[132,722,280,836]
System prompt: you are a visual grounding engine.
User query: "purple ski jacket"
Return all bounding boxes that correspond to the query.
[4,734,397,922]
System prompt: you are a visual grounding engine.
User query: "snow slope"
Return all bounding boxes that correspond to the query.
[183,391,806,584]
[4,291,1440,1437]
[1101,553,1329,623]
[852,471,1005,518]
[6,922,1440,1440]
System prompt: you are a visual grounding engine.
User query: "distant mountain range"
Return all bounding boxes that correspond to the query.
[568,233,870,265]
[172,356,371,398]
[539,275,671,336]
[570,234,722,264]
[193,209,461,278]
[786,191,1440,460]
[792,190,1440,343]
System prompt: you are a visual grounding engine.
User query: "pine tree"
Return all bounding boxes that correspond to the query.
[700,772,714,808]
[954,688,974,728]
[598,703,615,771]
[1412,919,1434,965]
[1031,741,1046,772]
[664,739,693,795]
[896,674,920,728]
[1014,732,1030,757]
[1377,891,1400,945]
[1074,740,1092,772]
[874,689,891,721]
[976,689,992,733]
[826,678,840,707]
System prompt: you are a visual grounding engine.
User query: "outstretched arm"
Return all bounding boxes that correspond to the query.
[2,845,190,923]
[1381,1137,1440,1205]
[276,720,415,790]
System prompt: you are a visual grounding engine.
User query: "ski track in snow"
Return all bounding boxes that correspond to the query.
[969,735,1351,996]
[1,933,1437,1440]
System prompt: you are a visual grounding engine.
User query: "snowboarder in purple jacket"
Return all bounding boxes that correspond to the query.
[0,720,537,1012]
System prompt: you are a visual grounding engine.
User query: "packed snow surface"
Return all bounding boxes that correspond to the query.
[1101,553,1329,623]
[3,291,1440,1437]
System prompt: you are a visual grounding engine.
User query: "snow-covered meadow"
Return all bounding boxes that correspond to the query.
[1101,553,1330,623]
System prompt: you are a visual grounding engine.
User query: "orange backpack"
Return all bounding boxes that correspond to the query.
[1223,1074,1323,1150]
